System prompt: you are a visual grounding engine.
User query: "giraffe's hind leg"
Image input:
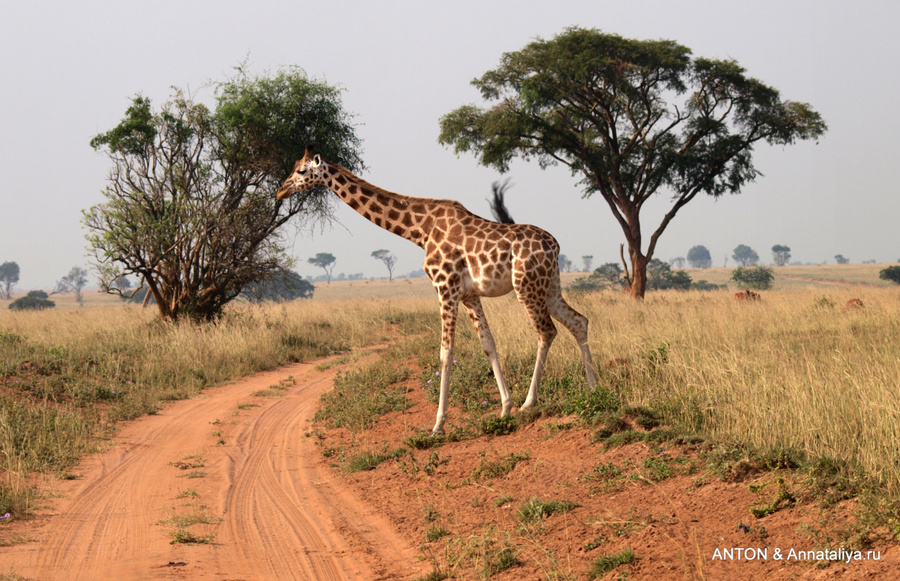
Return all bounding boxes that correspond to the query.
[516,294,557,410]
[547,284,599,388]
[462,296,512,417]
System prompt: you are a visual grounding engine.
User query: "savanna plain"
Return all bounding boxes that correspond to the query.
[1,264,899,580]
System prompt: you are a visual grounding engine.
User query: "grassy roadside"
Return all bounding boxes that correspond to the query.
[308,285,900,578]
[0,297,434,522]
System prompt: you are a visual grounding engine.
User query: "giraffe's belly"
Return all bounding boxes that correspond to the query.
[461,269,514,298]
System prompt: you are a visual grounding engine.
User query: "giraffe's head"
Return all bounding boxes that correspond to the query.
[276,146,330,199]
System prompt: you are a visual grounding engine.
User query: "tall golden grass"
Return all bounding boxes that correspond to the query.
[1,276,898,518]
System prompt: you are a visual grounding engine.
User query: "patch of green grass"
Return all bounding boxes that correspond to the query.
[251,388,286,397]
[750,476,797,518]
[345,447,407,473]
[169,528,214,545]
[178,471,207,479]
[586,547,635,580]
[517,498,580,524]
[426,524,450,542]
[169,456,205,470]
[563,384,620,423]
[315,358,411,432]
[480,415,517,437]
[470,450,530,482]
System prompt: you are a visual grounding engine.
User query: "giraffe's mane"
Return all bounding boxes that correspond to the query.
[332,164,466,210]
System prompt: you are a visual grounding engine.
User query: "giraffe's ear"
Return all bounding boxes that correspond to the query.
[312,154,322,166]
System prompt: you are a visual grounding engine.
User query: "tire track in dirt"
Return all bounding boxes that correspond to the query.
[2,354,424,580]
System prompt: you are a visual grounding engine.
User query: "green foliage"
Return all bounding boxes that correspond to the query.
[481,415,518,436]
[771,244,791,266]
[570,262,626,292]
[731,266,775,290]
[586,547,635,580]
[85,66,363,321]
[345,447,407,473]
[516,497,580,523]
[315,361,411,432]
[687,245,712,268]
[241,269,313,302]
[564,386,620,423]
[879,265,900,285]
[439,27,825,297]
[470,450,530,481]
[749,476,797,518]
[8,291,55,311]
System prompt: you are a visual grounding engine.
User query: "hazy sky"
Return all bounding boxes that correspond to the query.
[2,0,898,290]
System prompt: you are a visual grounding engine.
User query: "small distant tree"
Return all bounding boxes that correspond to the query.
[9,290,55,311]
[771,244,791,266]
[52,266,89,306]
[111,275,132,292]
[687,246,712,269]
[732,245,759,266]
[731,266,774,290]
[371,249,398,281]
[670,257,686,269]
[879,265,900,285]
[834,254,849,264]
[582,255,594,272]
[0,261,20,300]
[558,254,573,273]
[241,269,314,302]
[308,253,337,284]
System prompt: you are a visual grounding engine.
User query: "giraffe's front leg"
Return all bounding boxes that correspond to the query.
[432,297,459,435]
[462,296,512,418]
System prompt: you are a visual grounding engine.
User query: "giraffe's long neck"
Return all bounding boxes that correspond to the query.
[324,165,433,249]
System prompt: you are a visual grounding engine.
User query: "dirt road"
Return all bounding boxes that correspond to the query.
[3,357,424,580]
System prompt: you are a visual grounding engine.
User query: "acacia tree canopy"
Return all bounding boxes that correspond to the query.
[84,67,364,321]
[439,27,826,298]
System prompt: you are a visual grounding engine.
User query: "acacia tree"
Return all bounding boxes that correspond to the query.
[84,68,363,321]
[308,253,337,284]
[371,249,398,281]
[439,27,826,299]
[771,244,791,266]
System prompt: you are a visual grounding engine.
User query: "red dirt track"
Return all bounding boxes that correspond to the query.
[2,358,424,580]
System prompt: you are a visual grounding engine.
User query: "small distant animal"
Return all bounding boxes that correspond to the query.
[605,357,631,369]
[734,290,760,301]
[844,298,864,310]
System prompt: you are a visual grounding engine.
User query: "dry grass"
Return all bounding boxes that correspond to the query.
[476,286,900,493]
[1,264,898,521]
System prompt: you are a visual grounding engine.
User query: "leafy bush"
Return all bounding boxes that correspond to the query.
[731,266,774,290]
[8,290,55,310]
[879,265,900,285]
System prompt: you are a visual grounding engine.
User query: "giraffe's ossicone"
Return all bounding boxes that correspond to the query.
[278,146,599,435]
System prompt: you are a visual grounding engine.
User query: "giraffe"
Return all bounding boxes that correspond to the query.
[277,147,600,435]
